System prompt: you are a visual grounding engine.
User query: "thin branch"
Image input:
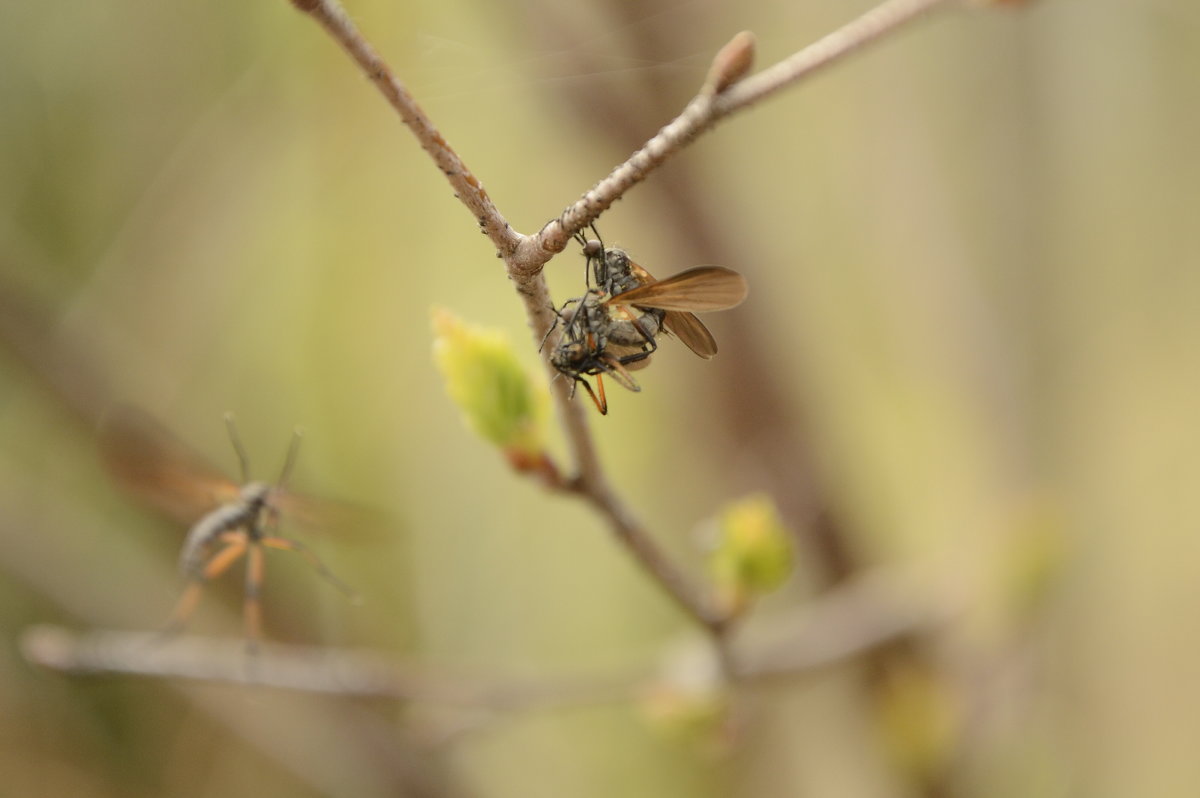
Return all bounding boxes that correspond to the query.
[506,272,730,641]
[510,279,730,639]
[534,0,960,255]
[518,0,963,641]
[496,269,724,641]
[736,566,959,679]
[495,279,730,633]
[580,476,733,631]
[21,569,949,697]
[292,0,732,635]
[288,0,522,258]
[718,0,957,112]
[287,0,968,674]
[19,625,640,710]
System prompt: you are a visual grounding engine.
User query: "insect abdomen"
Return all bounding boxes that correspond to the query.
[177,502,257,576]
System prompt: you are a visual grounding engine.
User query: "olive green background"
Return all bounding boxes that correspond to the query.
[1,1,1197,796]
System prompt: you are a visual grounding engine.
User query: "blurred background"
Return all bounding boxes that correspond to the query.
[1,0,1197,795]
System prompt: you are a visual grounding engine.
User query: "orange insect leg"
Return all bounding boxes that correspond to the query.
[262,536,358,600]
[243,542,265,651]
[165,533,247,635]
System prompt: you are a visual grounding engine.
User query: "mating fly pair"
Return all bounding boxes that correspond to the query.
[548,230,748,414]
[100,408,357,649]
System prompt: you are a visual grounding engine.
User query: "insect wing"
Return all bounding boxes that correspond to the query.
[606,266,748,312]
[626,260,657,288]
[272,489,392,544]
[604,342,655,371]
[99,406,241,524]
[662,311,719,358]
[599,354,641,392]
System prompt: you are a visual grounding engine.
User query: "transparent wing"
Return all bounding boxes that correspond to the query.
[600,357,641,392]
[272,491,392,542]
[604,342,655,372]
[663,311,719,358]
[607,267,748,312]
[98,406,239,524]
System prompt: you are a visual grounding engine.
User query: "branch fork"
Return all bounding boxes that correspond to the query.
[287,0,964,667]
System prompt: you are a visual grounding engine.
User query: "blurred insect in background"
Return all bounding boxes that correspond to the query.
[99,407,358,649]
[549,230,749,413]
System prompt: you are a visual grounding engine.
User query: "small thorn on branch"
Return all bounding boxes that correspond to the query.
[704,31,756,95]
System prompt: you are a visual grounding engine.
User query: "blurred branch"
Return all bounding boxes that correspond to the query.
[737,567,958,679]
[20,625,638,709]
[22,567,953,700]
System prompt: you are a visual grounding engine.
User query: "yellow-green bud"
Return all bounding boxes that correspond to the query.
[431,308,546,463]
[709,493,793,613]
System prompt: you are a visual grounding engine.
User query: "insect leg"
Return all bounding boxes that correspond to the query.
[543,295,589,352]
[261,536,360,601]
[244,540,265,651]
[630,315,659,355]
[587,222,604,248]
[164,533,248,635]
[576,376,608,415]
[614,333,657,367]
[539,303,568,352]
[575,225,605,289]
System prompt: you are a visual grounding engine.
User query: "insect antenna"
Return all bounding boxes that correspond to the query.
[224,412,252,484]
[277,427,304,488]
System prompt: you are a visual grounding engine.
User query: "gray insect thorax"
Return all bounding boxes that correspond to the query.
[178,482,273,576]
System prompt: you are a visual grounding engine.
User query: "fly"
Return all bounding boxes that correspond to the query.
[550,232,748,413]
[99,407,358,649]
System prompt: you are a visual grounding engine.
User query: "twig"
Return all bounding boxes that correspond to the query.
[736,566,959,679]
[289,0,731,639]
[534,0,960,256]
[21,570,949,697]
[19,625,640,710]
[720,0,958,112]
[287,0,966,673]
[287,0,521,259]
[495,272,723,646]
